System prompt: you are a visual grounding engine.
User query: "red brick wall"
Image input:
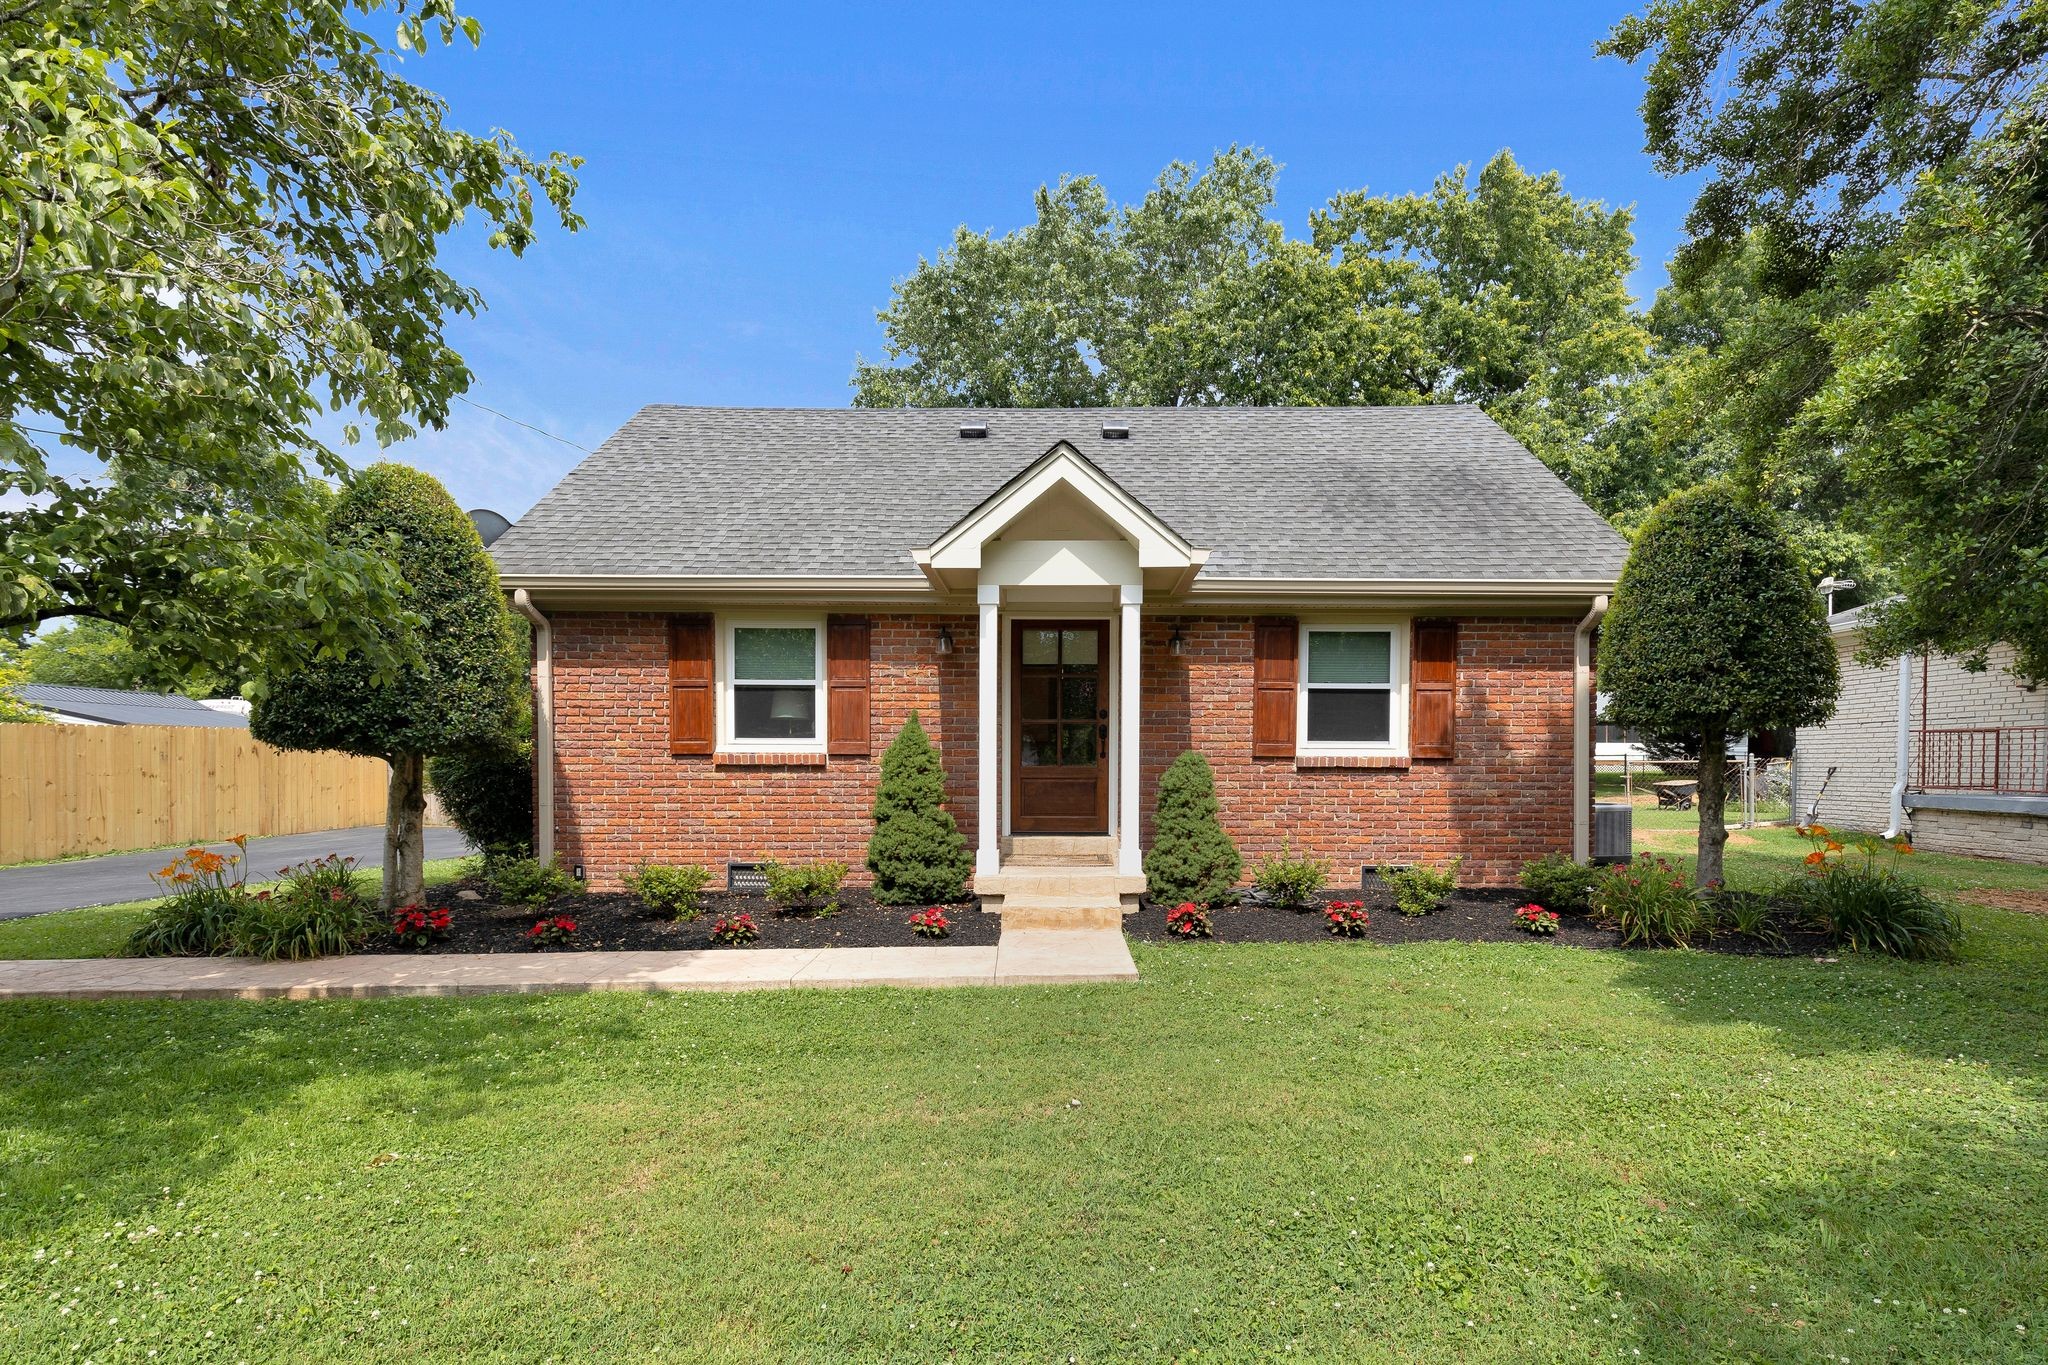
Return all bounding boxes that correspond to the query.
[548,612,976,889]
[1139,616,1578,886]
[544,611,1577,890]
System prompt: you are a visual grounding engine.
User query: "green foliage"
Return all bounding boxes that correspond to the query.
[253,464,523,761]
[11,618,238,697]
[854,148,1651,502]
[1251,842,1330,908]
[1778,867,1962,962]
[1780,829,1964,961]
[230,886,376,963]
[0,1,579,680]
[1601,2,2048,681]
[1596,854,1705,948]
[1379,860,1460,917]
[624,864,714,921]
[428,737,535,859]
[865,712,973,905]
[761,862,850,917]
[1601,485,1840,740]
[0,651,44,724]
[1600,484,1839,886]
[1518,852,1601,916]
[126,890,239,958]
[483,856,582,908]
[1705,890,1784,949]
[1143,751,1242,907]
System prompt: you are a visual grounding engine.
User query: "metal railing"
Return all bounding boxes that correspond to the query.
[1914,725,2048,794]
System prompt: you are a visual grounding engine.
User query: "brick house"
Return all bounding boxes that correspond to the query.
[489,406,1626,910]
[1796,606,2048,864]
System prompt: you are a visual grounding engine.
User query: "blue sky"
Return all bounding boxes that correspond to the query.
[389,0,1692,518]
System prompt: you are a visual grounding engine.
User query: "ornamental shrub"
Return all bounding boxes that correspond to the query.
[252,464,526,912]
[1252,841,1331,908]
[428,734,534,859]
[865,712,972,904]
[1380,859,1461,916]
[623,863,714,920]
[1598,484,1839,887]
[1518,852,1600,916]
[484,855,582,907]
[761,860,849,916]
[1144,751,1241,906]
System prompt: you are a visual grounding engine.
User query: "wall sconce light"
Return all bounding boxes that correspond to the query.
[1168,624,1187,657]
[937,625,955,655]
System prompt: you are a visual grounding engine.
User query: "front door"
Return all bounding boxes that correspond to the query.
[1012,621,1109,834]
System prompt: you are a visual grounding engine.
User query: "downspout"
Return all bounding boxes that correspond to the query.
[511,589,554,865]
[1883,652,1912,839]
[1572,594,1610,862]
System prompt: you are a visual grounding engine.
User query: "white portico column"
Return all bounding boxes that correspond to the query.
[976,583,1002,875]
[1118,583,1143,876]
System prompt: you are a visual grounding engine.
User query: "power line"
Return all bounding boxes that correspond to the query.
[455,396,592,453]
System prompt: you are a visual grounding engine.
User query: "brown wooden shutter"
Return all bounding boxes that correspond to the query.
[1410,619,1458,760]
[668,614,714,756]
[825,614,872,756]
[1251,617,1298,758]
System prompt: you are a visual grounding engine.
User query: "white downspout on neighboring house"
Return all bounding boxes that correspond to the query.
[1884,652,1912,839]
[511,589,554,865]
[1572,594,1610,862]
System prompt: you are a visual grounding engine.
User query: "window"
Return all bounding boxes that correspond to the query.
[724,620,823,748]
[1299,623,1405,753]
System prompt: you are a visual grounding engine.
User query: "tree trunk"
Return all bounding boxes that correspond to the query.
[1695,719,1729,889]
[384,751,426,914]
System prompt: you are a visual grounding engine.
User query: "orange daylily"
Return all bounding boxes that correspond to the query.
[1895,841,1915,855]
[1824,839,1843,853]
[230,833,248,847]
[1804,850,1827,866]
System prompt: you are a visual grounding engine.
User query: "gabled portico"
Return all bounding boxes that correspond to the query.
[915,443,1208,897]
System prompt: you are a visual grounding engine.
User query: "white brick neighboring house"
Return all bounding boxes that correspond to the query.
[1797,607,2048,863]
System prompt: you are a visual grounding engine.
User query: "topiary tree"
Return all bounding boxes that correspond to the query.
[253,464,524,912]
[866,712,973,904]
[1599,483,1839,888]
[1144,750,1242,906]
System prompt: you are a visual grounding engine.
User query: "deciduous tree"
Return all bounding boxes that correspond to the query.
[1,0,579,682]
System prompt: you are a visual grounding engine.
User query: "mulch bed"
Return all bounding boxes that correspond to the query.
[354,881,997,955]
[1125,888,1834,956]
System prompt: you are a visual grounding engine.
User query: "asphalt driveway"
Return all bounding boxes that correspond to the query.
[0,827,475,919]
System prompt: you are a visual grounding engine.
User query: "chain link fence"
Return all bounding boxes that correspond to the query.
[1594,756,1795,829]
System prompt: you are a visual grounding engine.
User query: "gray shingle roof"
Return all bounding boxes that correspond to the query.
[18,684,250,727]
[489,405,1628,583]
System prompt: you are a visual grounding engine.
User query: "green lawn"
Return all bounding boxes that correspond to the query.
[2,915,2044,1360]
[0,859,471,960]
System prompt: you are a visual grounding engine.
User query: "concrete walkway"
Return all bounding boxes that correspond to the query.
[0,928,1138,1001]
[0,827,475,920]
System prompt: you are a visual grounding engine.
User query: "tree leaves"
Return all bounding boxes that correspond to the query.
[853,147,1652,502]
[0,1,580,681]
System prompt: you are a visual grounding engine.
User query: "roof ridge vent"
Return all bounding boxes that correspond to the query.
[1100,423,1130,440]
[958,421,988,439]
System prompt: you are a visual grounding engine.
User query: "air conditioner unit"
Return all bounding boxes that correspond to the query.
[1593,802,1632,864]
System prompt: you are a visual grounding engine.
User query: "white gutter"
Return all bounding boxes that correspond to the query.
[1884,653,1912,839]
[511,589,554,865]
[1572,594,1610,861]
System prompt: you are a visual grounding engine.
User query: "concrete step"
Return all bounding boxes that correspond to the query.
[1001,834,1116,865]
[1000,904,1124,932]
[973,869,1145,901]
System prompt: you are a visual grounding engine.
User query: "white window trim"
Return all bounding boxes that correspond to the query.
[719,615,827,752]
[1297,619,1409,757]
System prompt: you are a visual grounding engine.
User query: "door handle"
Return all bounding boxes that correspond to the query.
[1099,723,1108,741]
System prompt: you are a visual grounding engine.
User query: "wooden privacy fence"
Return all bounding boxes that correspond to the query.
[0,724,391,865]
